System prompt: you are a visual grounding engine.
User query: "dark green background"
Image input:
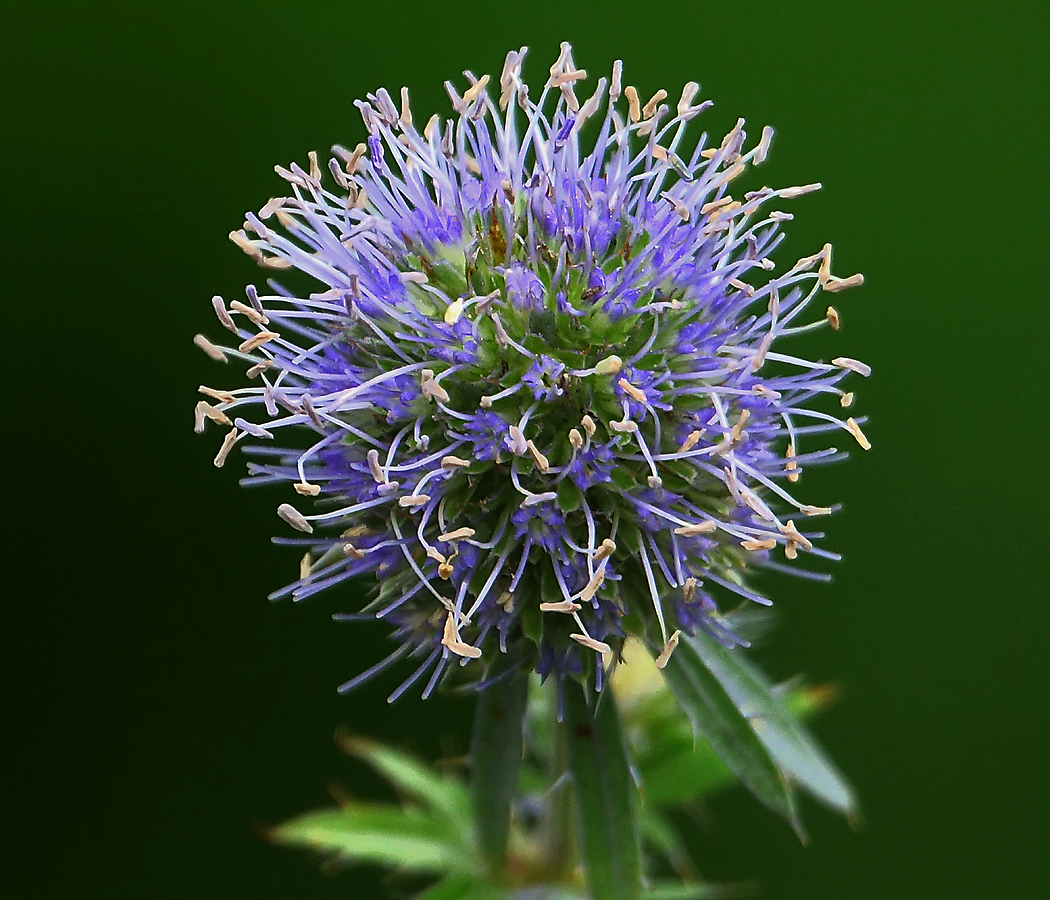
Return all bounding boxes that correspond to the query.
[6,1,1048,897]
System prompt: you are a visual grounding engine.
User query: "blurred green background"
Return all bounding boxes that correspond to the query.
[5,0,1048,897]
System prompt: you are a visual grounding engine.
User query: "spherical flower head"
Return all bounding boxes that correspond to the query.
[193,43,870,700]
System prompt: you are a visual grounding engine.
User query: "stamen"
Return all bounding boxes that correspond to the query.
[526,440,550,472]
[677,431,702,453]
[277,503,313,533]
[398,494,431,509]
[786,442,799,483]
[840,392,855,408]
[654,630,681,669]
[441,455,470,469]
[845,417,872,450]
[438,527,475,542]
[826,306,842,330]
[833,357,872,377]
[194,334,227,362]
[571,633,612,655]
[825,274,865,293]
[593,538,616,561]
[211,296,236,331]
[213,428,239,467]
[541,600,581,613]
[194,401,231,433]
[520,491,557,508]
[294,482,321,496]
[741,538,776,551]
[674,521,716,536]
[238,331,279,353]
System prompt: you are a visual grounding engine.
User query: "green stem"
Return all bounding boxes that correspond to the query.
[542,691,577,882]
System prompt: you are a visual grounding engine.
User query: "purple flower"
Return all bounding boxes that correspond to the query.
[193,43,870,699]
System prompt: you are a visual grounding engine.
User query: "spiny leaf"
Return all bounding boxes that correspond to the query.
[269,805,466,873]
[661,638,799,831]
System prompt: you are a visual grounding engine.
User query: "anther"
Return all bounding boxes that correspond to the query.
[198,386,236,404]
[301,394,325,429]
[780,183,822,199]
[594,355,622,376]
[294,482,321,496]
[366,449,386,484]
[654,630,681,669]
[277,503,313,533]
[642,89,668,119]
[300,553,312,581]
[213,428,239,467]
[420,369,451,403]
[211,296,236,331]
[230,299,268,325]
[833,357,872,377]
[825,274,865,293]
[234,418,274,439]
[826,306,841,330]
[840,391,855,408]
[750,332,773,372]
[441,612,482,659]
[677,431,702,453]
[568,428,584,450]
[682,577,697,602]
[674,521,717,536]
[786,442,799,483]
[801,504,833,516]
[438,562,454,579]
[609,419,638,434]
[426,547,447,564]
[398,494,431,509]
[700,196,737,216]
[752,384,782,400]
[581,415,597,437]
[507,425,528,455]
[194,334,227,363]
[444,298,465,325]
[343,542,366,560]
[238,331,279,353]
[520,491,557,508]
[846,417,872,450]
[194,401,231,433]
[540,600,581,613]
[441,455,470,469]
[624,85,641,122]
[438,527,475,542]
[754,125,774,165]
[526,440,550,472]
[618,377,647,402]
[570,633,612,656]
[730,409,750,444]
[593,539,616,561]
[246,360,274,379]
[647,475,663,489]
[741,538,776,551]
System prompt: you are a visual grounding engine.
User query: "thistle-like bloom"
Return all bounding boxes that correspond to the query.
[194,44,869,701]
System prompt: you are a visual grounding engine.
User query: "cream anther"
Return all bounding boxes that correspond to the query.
[238,331,279,353]
[520,491,557,508]
[440,455,470,469]
[462,73,490,104]
[444,298,465,325]
[213,428,239,467]
[526,440,550,472]
[294,482,321,497]
[682,577,697,602]
[594,355,622,376]
[570,633,612,656]
[441,612,482,659]
[426,547,447,564]
[479,396,493,408]
[343,542,366,560]
[245,360,273,379]
[801,504,833,516]
[398,494,431,509]
[826,306,842,330]
[198,386,236,404]
[439,527,476,542]
[420,369,451,403]
[780,183,822,199]
[230,299,268,325]
[194,401,231,433]
[593,539,616,561]
[609,419,638,434]
[277,503,313,533]
[674,521,717,536]
[618,378,647,402]
[654,630,681,669]
[741,538,777,551]
[778,519,813,551]
[786,442,799,483]
[840,392,855,408]
[677,431,702,453]
[647,475,663,489]
[366,449,386,484]
[211,296,236,331]
[507,425,529,455]
[752,384,782,400]
[754,125,774,165]
[541,600,581,613]
[194,334,227,363]
[568,428,584,450]
[846,417,872,450]
[833,357,872,377]
[581,415,597,437]
[825,274,865,293]
[729,409,750,444]
[642,89,668,119]
[624,85,641,122]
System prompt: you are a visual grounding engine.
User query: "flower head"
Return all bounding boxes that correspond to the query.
[193,44,869,700]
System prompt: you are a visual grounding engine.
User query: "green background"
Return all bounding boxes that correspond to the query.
[6,1,1048,897]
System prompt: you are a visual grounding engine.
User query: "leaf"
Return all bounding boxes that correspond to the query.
[661,637,799,829]
[413,874,506,900]
[643,882,754,899]
[682,630,858,817]
[338,733,471,826]
[469,655,529,874]
[270,805,465,873]
[563,680,644,900]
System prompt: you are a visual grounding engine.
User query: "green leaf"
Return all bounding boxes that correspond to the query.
[681,631,858,817]
[414,874,506,900]
[338,734,471,826]
[270,805,465,873]
[661,638,799,830]
[469,655,529,875]
[564,680,644,900]
[643,882,753,899]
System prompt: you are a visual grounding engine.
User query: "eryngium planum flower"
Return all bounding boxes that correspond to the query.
[193,44,870,701]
